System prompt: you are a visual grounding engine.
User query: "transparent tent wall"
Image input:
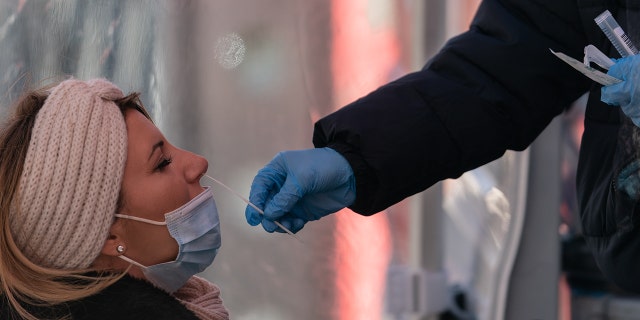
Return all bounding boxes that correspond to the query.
[0,1,508,319]
[197,1,409,318]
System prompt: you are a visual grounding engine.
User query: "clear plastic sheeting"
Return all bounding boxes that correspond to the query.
[0,1,514,320]
[0,1,166,114]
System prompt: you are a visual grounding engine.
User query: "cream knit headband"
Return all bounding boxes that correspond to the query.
[10,78,127,269]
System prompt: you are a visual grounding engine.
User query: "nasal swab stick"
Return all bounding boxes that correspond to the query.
[203,174,303,243]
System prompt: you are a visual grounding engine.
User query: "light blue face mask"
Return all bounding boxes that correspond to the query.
[114,186,221,293]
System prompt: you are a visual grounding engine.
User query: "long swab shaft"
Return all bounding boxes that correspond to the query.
[204,174,303,243]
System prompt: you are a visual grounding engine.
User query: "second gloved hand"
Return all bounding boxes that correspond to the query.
[602,54,640,127]
[245,147,356,233]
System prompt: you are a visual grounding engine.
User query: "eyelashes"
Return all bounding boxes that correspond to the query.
[155,154,173,172]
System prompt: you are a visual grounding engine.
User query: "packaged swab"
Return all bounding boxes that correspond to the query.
[583,44,615,70]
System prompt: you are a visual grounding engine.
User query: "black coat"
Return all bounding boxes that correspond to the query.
[313,0,640,293]
[1,275,199,320]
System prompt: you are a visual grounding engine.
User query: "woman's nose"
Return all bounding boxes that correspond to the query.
[183,150,209,183]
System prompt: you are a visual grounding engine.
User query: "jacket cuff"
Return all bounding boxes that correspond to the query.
[324,142,379,216]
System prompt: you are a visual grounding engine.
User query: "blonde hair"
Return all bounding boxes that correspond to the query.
[0,85,148,320]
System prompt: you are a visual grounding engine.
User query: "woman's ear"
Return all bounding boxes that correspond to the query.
[101,218,127,257]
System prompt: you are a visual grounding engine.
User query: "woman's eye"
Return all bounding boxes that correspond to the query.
[155,156,173,171]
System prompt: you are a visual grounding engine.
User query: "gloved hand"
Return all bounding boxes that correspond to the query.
[602,54,640,127]
[245,147,356,233]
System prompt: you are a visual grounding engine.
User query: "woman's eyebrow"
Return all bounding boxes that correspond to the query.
[148,140,164,161]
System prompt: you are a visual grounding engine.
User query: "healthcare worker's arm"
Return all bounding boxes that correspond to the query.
[247,0,592,232]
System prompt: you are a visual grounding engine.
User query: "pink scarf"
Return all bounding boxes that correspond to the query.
[173,276,230,320]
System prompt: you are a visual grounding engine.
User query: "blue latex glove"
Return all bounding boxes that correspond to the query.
[245,147,356,233]
[602,54,640,127]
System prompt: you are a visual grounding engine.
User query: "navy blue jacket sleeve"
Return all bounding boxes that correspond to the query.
[313,0,592,215]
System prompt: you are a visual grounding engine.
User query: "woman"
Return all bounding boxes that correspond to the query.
[0,78,229,319]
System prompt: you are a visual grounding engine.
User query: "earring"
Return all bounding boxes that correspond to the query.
[116,245,125,254]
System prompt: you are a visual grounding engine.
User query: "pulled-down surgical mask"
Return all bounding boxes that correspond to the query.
[115,186,221,293]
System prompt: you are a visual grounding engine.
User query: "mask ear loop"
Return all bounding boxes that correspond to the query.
[118,254,149,269]
[114,214,167,225]
[203,174,304,244]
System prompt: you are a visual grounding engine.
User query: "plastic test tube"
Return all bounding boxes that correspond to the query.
[595,10,639,57]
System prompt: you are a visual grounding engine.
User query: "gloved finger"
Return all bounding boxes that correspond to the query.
[607,56,633,79]
[248,167,285,205]
[287,189,351,222]
[263,180,301,220]
[245,183,267,226]
[276,219,293,234]
[601,81,631,106]
[289,201,317,222]
[247,187,279,227]
[289,218,305,234]
[245,205,262,226]
[272,216,305,234]
[261,218,281,233]
[246,168,284,225]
